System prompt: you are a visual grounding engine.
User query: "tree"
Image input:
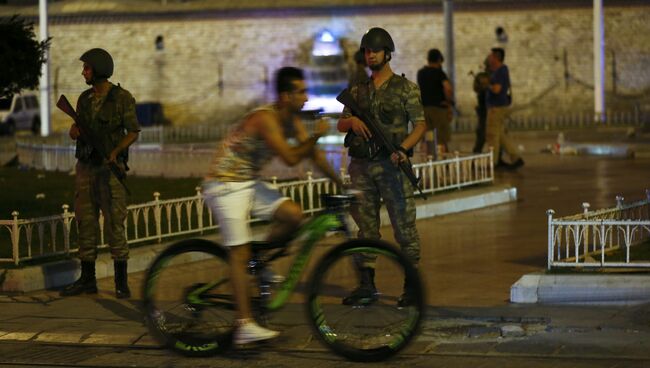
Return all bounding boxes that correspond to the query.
[0,15,51,98]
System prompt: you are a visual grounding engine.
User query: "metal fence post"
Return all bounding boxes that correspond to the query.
[62,204,70,254]
[547,209,555,270]
[582,202,591,252]
[615,195,624,245]
[195,186,203,233]
[153,192,162,242]
[454,151,461,189]
[11,211,20,265]
[306,171,314,212]
[427,155,434,192]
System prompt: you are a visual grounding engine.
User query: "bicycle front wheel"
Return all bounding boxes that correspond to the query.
[306,239,424,362]
[142,239,234,357]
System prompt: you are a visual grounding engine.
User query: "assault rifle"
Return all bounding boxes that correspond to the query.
[56,95,131,195]
[336,89,426,198]
[298,109,341,120]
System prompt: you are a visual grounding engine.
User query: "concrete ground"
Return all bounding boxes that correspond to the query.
[2,128,650,366]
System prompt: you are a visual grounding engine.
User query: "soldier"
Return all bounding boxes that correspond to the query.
[337,27,426,307]
[59,48,140,299]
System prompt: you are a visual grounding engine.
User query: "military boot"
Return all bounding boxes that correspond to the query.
[114,260,131,299]
[60,261,97,296]
[397,275,416,308]
[342,267,378,306]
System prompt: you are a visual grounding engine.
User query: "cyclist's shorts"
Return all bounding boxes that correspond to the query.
[202,180,289,246]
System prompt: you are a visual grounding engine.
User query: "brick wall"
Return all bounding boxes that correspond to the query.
[35,3,650,130]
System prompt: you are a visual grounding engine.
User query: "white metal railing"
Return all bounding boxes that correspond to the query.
[136,124,230,144]
[0,152,493,265]
[547,191,650,269]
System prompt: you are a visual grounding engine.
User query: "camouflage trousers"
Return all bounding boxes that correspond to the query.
[74,161,128,262]
[348,157,420,267]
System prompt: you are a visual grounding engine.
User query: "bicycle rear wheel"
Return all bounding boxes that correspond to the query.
[306,239,424,362]
[142,239,234,356]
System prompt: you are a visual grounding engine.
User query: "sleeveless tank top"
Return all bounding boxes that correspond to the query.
[206,105,280,182]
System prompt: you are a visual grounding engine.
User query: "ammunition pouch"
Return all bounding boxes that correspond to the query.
[344,130,370,159]
[76,143,103,166]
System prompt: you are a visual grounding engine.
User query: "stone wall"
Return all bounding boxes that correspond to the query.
[31,3,650,131]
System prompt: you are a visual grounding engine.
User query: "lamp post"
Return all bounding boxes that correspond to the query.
[39,0,51,136]
[593,0,605,123]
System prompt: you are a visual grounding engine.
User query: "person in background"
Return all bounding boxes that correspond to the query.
[485,47,524,170]
[472,58,490,154]
[417,48,454,156]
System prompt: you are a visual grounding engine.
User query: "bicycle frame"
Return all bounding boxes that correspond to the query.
[183,210,349,312]
[266,211,347,310]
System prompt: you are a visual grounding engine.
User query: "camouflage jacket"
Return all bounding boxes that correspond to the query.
[343,73,425,159]
[75,83,140,165]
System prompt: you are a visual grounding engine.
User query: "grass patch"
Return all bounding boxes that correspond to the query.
[0,166,202,219]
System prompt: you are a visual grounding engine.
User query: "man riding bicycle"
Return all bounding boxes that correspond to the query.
[202,67,343,345]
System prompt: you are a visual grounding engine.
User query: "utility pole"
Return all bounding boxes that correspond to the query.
[443,0,455,103]
[39,0,51,136]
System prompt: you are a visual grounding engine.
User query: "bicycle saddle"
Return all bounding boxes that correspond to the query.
[322,193,357,208]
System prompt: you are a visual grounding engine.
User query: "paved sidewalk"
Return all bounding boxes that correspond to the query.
[0,291,649,367]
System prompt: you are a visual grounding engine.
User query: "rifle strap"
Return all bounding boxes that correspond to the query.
[105,83,122,104]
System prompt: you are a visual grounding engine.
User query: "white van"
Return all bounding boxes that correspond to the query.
[0,93,41,135]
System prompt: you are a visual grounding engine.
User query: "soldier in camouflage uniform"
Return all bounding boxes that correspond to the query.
[60,48,140,299]
[337,28,426,307]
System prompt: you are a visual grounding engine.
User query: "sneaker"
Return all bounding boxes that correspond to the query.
[342,286,378,306]
[233,320,280,345]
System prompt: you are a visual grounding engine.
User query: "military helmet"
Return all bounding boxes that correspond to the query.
[80,48,114,79]
[360,27,395,52]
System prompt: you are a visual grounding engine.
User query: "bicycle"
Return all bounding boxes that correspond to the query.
[142,193,424,362]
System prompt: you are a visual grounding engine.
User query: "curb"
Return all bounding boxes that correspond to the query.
[2,184,517,293]
[510,273,650,304]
